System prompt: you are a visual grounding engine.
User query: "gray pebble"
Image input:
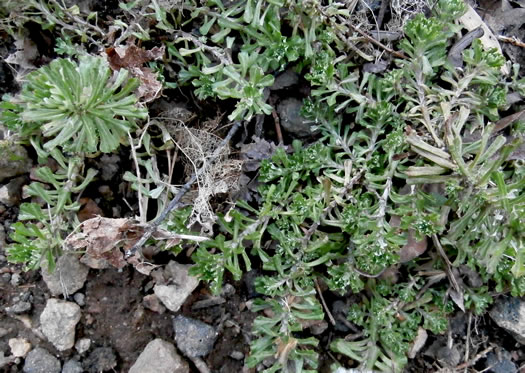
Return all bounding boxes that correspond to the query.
[73,293,85,307]
[173,315,217,358]
[0,273,11,284]
[5,301,31,314]
[10,273,21,286]
[61,359,83,373]
[23,347,61,373]
[230,351,244,360]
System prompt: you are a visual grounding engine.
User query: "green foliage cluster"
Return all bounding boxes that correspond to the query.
[1,0,524,371]
[1,55,146,269]
[177,0,524,371]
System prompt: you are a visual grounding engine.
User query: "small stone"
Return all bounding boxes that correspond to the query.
[0,273,12,284]
[276,98,315,137]
[485,349,517,373]
[5,300,31,314]
[98,154,120,181]
[129,339,189,373]
[221,283,236,297]
[270,70,299,90]
[61,359,83,373]
[0,143,33,183]
[75,338,91,354]
[23,347,61,373]
[436,346,461,367]
[143,294,166,314]
[40,299,81,351]
[0,327,9,338]
[309,320,329,335]
[230,351,244,360]
[41,254,89,296]
[490,297,525,344]
[0,351,15,369]
[83,347,117,373]
[0,176,25,206]
[0,225,6,248]
[10,272,21,286]
[173,315,217,358]
[9,337,31,357]
[154,262,199,312]
[73,293,85,307]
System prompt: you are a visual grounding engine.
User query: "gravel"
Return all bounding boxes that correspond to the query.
[173,315,217,358]
[40,299,81,351]
[490,296,525,344]
[129,339,189,373]
[41,254,89,296]
[153,262,199,312]
[23,347,61,373]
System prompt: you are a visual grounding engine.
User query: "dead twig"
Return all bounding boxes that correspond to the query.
[432,234,464,311]
[463,312,472,373]
[314,278,336,326]
[454,346,494,371]
[125,120,242,258]
[497,35,525,48]
[271,110,284,145]
[339,16,409,60]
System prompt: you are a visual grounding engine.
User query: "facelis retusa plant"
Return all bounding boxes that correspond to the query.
[1,55,147,269]
[1,55,147,153]
[1,0,524,371]
[180,0,524,371]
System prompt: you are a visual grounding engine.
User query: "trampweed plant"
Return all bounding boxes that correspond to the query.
[1,55,146,269]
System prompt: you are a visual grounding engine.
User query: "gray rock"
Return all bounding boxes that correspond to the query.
[75,338,91,354]
[276,98,315,137]
[0,143,32,183]
[230,351,244,360]
[154,262,199,312]
[5,300,31,314]
[61,359,83,373]
[0,225,6,248]
[173,315,217,358]
[0,176,25,206]
[271,70,299,90]
[143,294,166,314]
[436,346,461,367]
[73,293,85,307]
[10,272,21,286]
[98,154,120,181]
[0,351,15,369]
[0,273,11,284]
[40,299,81,351]
[23,347,61,373]
[490,297,525,344]
[129,339,189,373]
[485,350,517,373]
[83,347,117,373]
[9,337,31,357]
[41,254,89,296]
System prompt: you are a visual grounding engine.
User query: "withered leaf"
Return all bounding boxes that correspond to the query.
[106,44,165,70]
[66,217,142,269]
[105,44,165,102]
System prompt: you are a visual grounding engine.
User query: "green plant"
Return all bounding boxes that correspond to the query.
[6,152,98,270]
[1,55,147,153]
[1,55,147,269]
[184,0,525,371]
[2,0,525,371]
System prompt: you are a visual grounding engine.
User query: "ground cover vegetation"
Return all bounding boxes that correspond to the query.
[0,0,524,371]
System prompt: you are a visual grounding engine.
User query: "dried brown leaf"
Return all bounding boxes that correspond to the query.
[66,217,141,269]
[106,44,165,70]
[105,44,165,102]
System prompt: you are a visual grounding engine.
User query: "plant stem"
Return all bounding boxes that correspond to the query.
[125,120,242,258]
